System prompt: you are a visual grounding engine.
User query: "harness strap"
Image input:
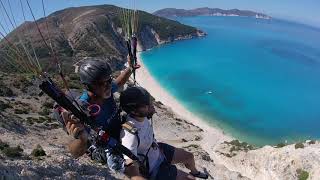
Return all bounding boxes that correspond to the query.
[122,121,140,147]
[137,144,152,177]
[122,119,160,178]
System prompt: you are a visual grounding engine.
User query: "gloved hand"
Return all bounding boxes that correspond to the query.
[89,145,107,163]
[105,148,125,173]
[88,143,125,173]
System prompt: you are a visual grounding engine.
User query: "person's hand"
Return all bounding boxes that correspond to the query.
[61,111,88,140]
[127,55,141,70]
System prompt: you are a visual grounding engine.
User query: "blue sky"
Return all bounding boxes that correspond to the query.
[0,0,319,35]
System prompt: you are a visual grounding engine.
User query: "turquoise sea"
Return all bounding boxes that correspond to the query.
[141,16,320,146]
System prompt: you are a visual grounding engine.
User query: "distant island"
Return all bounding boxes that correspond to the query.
[154,7,271,19]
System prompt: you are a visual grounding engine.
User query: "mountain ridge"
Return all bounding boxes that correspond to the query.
[0,4,205,73]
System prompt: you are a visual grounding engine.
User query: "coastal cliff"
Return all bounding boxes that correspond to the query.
[0,5,205,73]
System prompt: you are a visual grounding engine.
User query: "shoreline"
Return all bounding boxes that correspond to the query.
[136,52,233,155]
[1,55,319,180]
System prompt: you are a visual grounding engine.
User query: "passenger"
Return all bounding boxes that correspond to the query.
[120,87,208,180]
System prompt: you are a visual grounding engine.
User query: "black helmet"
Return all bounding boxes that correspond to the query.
[120,87,151,114]
[79,60,112,85]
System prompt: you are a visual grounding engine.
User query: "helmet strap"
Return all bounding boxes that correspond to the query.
[86,85,98,97]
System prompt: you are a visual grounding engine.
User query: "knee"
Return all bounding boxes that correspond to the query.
[173,148,195,163]
[185,151,194,160]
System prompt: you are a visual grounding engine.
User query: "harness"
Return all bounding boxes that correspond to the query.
[53,92,138,171]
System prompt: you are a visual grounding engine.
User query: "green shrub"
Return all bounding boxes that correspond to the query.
[42,101,54,109]
[276,143,286,148]
[219,152,235,158]
[184,144,199,149]
[68,81,83,89]
[224,140,254,152]
[26,116,51,124]
[14,108,29,114]
[37,116,48,123]
[45,116,53,123]
[0,85,14,97]
[38,107,51,116]
[68,73,80,81]
[230,146,238,152]
[68,73,83,89]
[0,140,9,150]
[2,145,23,157]
[295,143,305,149]
[0,100,11,111]
[31,144,46,157]
[296,169,309,180]
[308,140,316,145]
[14,101,29,106]
[50,123,60,129]
[12,75,32,90]
[26,117,36,125]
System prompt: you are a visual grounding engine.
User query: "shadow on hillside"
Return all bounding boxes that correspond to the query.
[0,161,122,179]
[0,113,28,135]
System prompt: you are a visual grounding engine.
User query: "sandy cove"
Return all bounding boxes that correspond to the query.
[1,58,320,179]
[134,52,320,180]
[135,53,233,153]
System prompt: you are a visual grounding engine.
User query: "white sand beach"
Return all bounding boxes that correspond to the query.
[135,53,233,155]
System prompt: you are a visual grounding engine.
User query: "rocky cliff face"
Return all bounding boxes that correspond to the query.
[0,5,205,73]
